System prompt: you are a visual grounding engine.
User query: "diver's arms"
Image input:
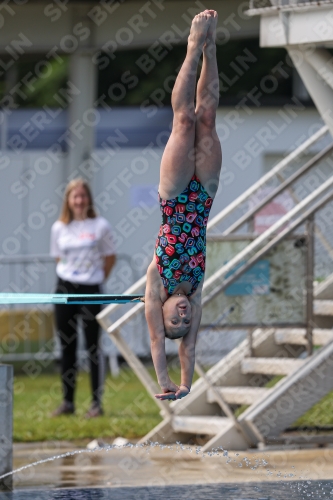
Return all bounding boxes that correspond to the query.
[145,262,179,396]
[176,282,203,399]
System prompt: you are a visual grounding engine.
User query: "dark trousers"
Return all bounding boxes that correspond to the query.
[54,278,102,406]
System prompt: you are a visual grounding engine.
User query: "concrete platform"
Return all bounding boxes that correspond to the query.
[10,440,333,490]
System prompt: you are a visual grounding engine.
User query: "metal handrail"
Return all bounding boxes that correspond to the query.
[207,125,328,231]
[203,175,333,291]
[0,254,54,264]
[224,142,333,235]
[202,188,333,306]
[97,125,329,330]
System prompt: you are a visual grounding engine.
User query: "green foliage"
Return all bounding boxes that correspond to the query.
[7,38,297,109]
[15,57,69,107]
[293,391,333,427]
[265,375,284,388]
[14,367,332,442]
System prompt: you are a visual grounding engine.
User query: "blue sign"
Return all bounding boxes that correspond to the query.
[225,260,270,296]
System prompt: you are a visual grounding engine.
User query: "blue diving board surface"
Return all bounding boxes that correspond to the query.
[0,294,144,305]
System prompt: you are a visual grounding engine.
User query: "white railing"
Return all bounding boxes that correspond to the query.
[98,158,333,414]
[247,0,333,15]
[97,124,330,330]
[4,127,331,366]
[94,124,333,415]
[102,174,333,335]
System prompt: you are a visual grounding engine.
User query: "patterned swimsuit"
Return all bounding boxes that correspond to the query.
[155,175,213,296]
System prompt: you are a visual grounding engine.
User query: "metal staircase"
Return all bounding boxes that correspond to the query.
[142,293,333,451]
[97,129,333,449]
[96,1,333,449]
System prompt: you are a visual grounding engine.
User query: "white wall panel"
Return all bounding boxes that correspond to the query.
[0,106,324,284]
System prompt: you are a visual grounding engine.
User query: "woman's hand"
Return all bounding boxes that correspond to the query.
[155,382,191,401]
[155,391,176,401]
[175,385,190,400]
[104,255,116,281]
[155,380,179,400]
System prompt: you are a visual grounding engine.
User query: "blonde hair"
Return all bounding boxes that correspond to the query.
[59,178,97,224]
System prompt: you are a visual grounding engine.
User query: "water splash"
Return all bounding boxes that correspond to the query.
[0,441,288,482]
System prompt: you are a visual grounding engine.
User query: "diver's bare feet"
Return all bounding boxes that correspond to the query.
[205,10,218,46]
[188,11,211,49]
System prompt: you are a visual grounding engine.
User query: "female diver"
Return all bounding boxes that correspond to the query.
[145,10,222,401]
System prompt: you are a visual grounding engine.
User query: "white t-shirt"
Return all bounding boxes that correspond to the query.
[50,216,115,285]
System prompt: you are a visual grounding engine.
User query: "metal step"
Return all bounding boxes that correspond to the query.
[241,357,305,376]
[274,328,333,346]
[314,300,333,316]
[171,416,229,435]
[242,340,333,441]
[315,272,333,300]
[207,386,270,406]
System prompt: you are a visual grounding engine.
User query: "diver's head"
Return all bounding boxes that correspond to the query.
[162,293,192,339]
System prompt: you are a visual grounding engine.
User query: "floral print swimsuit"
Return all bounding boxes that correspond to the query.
[155,175,213,296]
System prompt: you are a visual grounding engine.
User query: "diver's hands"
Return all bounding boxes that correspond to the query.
[155,380,179,400]
[155,390,177,401]
[155,382,190,401]
[175,384,190,400]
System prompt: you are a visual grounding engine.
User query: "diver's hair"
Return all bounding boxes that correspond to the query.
[164,327,189,340]
[59,178,97,224]
[165,331,185,340]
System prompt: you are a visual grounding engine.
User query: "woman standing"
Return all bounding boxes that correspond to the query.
[50,178,116,418]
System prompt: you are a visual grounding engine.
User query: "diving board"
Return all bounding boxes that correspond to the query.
[0,294,144,305]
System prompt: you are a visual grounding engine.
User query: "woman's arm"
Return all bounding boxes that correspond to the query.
[104,254,116,280]
[176,283,203,398]
[145,262,178,396]
[100,219,116,280]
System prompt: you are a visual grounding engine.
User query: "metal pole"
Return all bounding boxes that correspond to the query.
[0,111,7,151]
[247,329,254,358]
[306,215,315,356]
[0,364,13,491]
[248,216,255,235]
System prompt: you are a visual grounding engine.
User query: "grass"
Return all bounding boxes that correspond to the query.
[293,391,333,428]
[13,368,333,442]
[13,367,163,442]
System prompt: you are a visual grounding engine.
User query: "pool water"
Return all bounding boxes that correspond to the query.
[1,481,333,499]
